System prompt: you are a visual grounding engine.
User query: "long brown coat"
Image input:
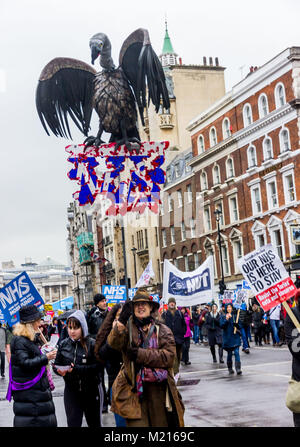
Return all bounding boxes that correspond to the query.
[107,317,185,426]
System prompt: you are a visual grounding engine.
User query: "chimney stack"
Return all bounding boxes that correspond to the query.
[215,57,219,66]
[203,56,207,66]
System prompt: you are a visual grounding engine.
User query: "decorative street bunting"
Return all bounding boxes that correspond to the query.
[66,141,168,215]
[237,244,297,312]
[162,256,214,306]
[0,272,44,326]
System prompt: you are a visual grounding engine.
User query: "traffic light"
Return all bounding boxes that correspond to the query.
[219,280,227,295]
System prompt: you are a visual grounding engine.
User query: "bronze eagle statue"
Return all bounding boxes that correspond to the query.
[36,28,170,150]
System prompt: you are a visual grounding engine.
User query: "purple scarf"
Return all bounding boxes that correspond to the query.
[6,361,46,402]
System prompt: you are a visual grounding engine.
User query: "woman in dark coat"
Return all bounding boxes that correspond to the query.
[53,310,102,427]
[219,303,242,375]
[251,303,264,346]
[205,303,224,363]
[8,305,57,427]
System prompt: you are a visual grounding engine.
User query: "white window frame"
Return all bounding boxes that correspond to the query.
[275,82,286,109]
[187,184,192,203]
[266,176,278,210]
[250,184,262,215]
[215,202,224,226]
[177,190,183,208]
[201,171,208,190]
[279,127,291,153]
[243,103,253,127]
[226,157,235,179]
[213,165,221,185]
[204,241,218,279]
[198,135,205,153]
[181,222,186,241]
[209,127,218,147]
[222,117,231,139]
[162,229,167,248]
[263,136,274,161]
[168,194,173,212]
[282,169,296,204]
[170,226,175,244]
[270,227,285,260]
[229,195,239,222]
[190,218,196,238]
[220,238,230,277]
[258,93,269,118]
[231,238,243,274]
[204,206,212,232]
[247,145,257,168]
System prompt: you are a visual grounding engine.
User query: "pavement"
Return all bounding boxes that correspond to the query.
[0,341,294,427]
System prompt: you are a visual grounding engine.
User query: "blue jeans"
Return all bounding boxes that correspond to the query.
[227,346,240,364]
[270,319,280,344]
[110,389,126,427]
[193,325,199,344]
[241,326,250,349]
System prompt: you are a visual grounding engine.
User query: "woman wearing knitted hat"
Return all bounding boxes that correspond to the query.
[107,290,185,427]
[8,304,57,427]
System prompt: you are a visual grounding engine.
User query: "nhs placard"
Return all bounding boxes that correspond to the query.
[102,285,127,304]
[0,272,44,326]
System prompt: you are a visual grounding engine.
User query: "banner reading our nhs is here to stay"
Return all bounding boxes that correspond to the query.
[237,244,297,311]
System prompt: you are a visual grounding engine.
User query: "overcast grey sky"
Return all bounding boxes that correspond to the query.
[0,0,299,267]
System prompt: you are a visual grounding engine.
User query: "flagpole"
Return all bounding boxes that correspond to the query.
[121,216,129,300]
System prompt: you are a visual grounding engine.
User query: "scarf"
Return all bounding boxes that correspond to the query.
[133,315,153,328]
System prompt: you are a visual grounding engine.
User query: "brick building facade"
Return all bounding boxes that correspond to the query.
[186,47,300,297]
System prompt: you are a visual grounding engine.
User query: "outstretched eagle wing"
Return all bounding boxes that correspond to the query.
[119,28,170,125]
[36,57,97,139]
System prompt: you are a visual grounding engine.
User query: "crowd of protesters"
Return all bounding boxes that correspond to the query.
[3,288,299,428]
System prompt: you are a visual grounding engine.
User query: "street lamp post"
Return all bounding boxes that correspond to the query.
[214,209,226,295]
[131,247,137,285]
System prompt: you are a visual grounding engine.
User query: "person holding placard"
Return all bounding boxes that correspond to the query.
[219,303,242,375]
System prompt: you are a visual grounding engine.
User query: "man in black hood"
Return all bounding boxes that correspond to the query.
[87,294,108,339]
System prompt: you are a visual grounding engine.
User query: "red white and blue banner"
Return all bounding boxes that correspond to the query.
[0,272,44,326]
[237,244,297,311]
[162,256,215,306]
[66,141,168,215]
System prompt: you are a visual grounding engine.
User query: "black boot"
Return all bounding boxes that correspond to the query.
[235,361,242,375]
[210,346,217,363]
[227,361,234,374]
[219,346,224,363]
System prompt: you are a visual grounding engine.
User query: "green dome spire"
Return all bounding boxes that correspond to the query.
[162,20,175,54]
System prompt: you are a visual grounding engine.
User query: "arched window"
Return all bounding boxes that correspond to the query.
[263,137,273,161]
[209,127,218,147]
[201,171,208,190]
[275,83,286,108]
[213,165,221,185]
[226,158,234,178]
[258,94,269,118]
[243,104,253,127]
[247,145,257,168]
[222,118,231,139]
[279,127,290,153]
[198,135,205,153]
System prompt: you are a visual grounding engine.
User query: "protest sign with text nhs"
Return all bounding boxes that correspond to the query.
[237,244,297,311]
[162,256,214,306]
[0,272,44,326]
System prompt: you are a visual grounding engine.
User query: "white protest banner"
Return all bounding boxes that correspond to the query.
[135,260,155,288]
[162,256,214,306]
[237,244,297,312]
[222,290,234,304]
[232,289,248,310]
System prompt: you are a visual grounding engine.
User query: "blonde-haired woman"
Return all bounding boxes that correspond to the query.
[7,305,57,427]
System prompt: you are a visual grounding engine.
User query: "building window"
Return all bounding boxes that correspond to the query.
[177,190,183,207]
[175,163,181,178]
[181,222,186,241]
[190,218,196,238]
[213,165,221,185]
[275,83,286,108]
[266,178,278,209]
[201,171,208,190]
[170,226,175,244]
[168,194,173,212]
[247,145,257,168]
[198,135,205,153]
[226,158,234,178]
[251,185,262,214]
[258,94,269,118]
[283,172,296,203]
[166,167,172,182]
[144,229,148,248]
[209,127,218,147]
[204,206,212,232]
[223,118,231,139]
[233,240,243,272]
[184,255,189,271]
[273,229,283,259]
[221,244,230,276]
[279,128,290,153]
[185,158,192,172]
[229,196,239,222]
[162,229,167,247]
[256,234,265,248]
[215,202,224,226]
[243,104,253,127]
[194,253,200,269]
[174,258,179,269]
[187,184,192,203]
[263,137,273,161]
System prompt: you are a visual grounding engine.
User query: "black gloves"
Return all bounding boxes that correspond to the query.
[118,301,133,326]
[127,346,139,361]
[233,322,239,329]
